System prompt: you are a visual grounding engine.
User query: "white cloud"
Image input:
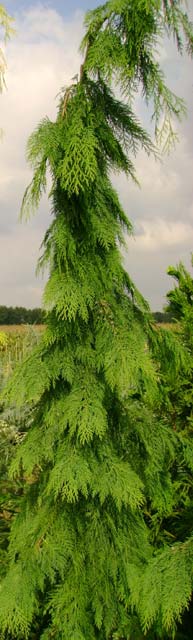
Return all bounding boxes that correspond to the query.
[0,225,45,307]
[17,5,79,43]
[130,220,193,252]
[0,5,83,306]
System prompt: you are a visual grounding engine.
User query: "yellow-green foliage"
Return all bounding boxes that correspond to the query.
[0,326,42,390]
[0,331,7,347]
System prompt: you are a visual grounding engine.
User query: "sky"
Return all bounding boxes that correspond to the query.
[0,1,193,311]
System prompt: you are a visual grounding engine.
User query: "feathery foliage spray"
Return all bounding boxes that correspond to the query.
[0,1,193,638]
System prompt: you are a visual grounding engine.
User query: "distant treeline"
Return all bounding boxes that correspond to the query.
[0,306,46,325]
[153,311,175,324]
[0,306,174,326]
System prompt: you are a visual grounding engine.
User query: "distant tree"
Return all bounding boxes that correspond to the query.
[0,305,45,325]
[153,311,174,324]
[0,2,193,639]
[0,305,9,324]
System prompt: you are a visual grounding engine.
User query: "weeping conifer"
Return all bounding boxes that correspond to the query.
[0,1,193,638]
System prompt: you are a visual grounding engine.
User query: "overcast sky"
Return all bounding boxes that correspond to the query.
[0,1,192,311]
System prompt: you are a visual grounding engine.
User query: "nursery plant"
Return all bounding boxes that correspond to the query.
[0,2,193,638]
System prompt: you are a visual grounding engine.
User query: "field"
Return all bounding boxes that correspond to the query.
[0,324,44,334]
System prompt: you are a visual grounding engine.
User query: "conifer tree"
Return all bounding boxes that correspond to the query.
[0,2,193,638]
[136,258,193,638]
[165,257,193,639]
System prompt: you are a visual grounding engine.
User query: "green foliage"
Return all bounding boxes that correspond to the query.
[0,330,7,347]
[0,326,43,392]
[131,537,193,634]
[162,256,193,430]
[0,327,44,593]
[166,255,193,335]
[81,0,192,151]
[134,258,193,638]
[21,81,154,220]
[0,2,193,639]
[0,326,44,506]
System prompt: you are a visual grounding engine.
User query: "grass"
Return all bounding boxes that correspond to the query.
[157,322,180,332]
[0,324,44,333]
